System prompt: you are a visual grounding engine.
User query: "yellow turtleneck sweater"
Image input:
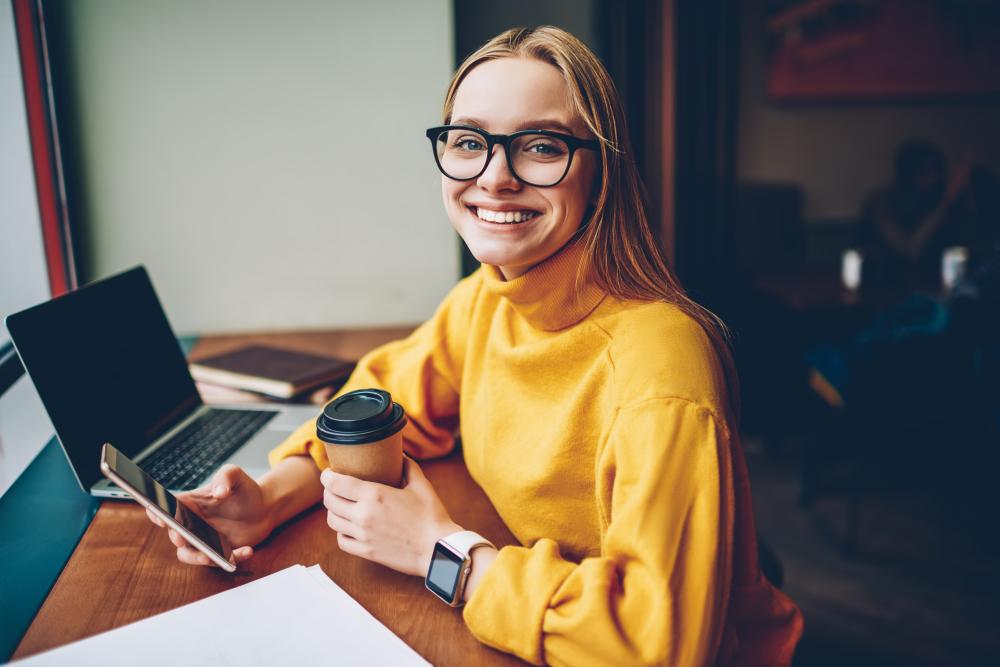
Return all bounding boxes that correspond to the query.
[269,241,802,666]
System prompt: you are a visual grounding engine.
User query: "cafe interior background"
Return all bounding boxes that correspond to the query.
[4,1,1000,665]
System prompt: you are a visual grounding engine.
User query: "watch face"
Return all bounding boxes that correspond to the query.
[426,541,465,604]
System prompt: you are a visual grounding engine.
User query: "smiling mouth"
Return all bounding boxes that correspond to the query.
[469,206,539,224]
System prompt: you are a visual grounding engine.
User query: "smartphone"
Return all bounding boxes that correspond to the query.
[99,443,236,572]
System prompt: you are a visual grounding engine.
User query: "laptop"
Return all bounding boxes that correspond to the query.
[4,266,320,498]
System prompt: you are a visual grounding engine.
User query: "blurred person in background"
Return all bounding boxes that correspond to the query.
[854,139,997,286]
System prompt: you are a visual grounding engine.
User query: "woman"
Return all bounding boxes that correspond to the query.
[854,139,974,286]
[150,27,802,666]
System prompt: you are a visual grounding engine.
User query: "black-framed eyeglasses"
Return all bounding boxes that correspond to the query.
[425,125,600,188]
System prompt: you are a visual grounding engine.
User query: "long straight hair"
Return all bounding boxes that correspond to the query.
[443,27,741,424]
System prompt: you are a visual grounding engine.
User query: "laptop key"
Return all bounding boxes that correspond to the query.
[142,409,277,489]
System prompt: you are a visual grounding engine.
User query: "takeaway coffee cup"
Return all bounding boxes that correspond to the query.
[316,389,407,487]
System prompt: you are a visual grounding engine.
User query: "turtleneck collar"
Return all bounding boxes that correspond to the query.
[480,239,607,331]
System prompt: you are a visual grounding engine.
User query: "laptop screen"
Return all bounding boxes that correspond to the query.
[5,266,200,491]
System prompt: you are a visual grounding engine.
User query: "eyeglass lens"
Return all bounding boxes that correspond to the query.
[434,128,570,186]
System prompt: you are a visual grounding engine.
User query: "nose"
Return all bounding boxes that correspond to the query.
[476,144,521,193]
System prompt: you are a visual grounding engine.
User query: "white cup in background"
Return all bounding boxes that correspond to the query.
[942,246,969,290]
[841,248,863,291]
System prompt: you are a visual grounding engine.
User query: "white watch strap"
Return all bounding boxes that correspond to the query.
[442,530,495,557]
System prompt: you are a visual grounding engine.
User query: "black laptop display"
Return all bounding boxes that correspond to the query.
[5,267,200,491]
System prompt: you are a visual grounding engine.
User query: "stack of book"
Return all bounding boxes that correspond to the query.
[189,344,355,405]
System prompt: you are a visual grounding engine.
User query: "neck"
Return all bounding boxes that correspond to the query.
[495,227,591,281]
[497,264,525,281]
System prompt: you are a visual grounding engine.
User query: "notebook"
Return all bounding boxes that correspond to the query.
[189,344,355,399]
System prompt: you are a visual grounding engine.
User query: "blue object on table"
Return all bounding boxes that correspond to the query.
[805,294,950,405]
[0,437,99,661]
[0,335,199,661]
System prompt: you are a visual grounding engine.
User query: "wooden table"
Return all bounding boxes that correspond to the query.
[13,329,525,666]
[755,270,941,313]
[755,271,879,312]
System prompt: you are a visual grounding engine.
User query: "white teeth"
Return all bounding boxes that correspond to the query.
[474,207,536,224]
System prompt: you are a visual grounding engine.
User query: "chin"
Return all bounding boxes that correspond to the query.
[451,213,565,274]
[464,243,526,269]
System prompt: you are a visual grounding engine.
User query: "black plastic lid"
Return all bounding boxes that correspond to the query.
[316,389,407,445]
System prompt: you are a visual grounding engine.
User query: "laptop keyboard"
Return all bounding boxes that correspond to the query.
[143,409,277,490]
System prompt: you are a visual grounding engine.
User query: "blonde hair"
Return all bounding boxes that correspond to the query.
[443,26,740,422]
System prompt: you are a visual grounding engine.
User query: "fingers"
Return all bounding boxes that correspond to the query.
[400,457,438,501]
[144,477,252,570]
[320,468,379,502]
[336,531,371,559]
[209,464,246,499]
[402,456,428,489]
[323,488,364,542]
[232,546,254,563]
[176,543,254,568]
[176,544,213,566]
[145,507,166,528]
[326,509,361,540]
[149,510,206,561]
[167,528,186,549]
[178,464,247,511]
[323,488,358,521]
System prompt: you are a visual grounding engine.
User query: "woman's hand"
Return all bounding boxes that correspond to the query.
[146,464,274,568]
[321,457,461,576]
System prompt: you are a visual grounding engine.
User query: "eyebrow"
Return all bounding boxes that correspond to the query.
[451,117,577,135]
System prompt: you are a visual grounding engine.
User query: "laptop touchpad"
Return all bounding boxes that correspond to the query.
[225,428,286,476]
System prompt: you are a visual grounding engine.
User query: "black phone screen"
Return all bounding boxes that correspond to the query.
[104,444,231,560]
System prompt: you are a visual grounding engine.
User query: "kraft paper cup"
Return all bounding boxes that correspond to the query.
[316,389,406,487]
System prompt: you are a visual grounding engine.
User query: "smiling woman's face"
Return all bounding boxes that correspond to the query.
[443,57,598,280]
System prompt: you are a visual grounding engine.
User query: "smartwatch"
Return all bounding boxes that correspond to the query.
[425,530,496,607]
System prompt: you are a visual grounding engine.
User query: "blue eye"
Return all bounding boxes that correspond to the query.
[522,139,567,159]
[453,137,486,152]
[529,143,559,154]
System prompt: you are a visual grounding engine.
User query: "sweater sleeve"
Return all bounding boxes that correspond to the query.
[463,398,735,667]
[268,273,481,469]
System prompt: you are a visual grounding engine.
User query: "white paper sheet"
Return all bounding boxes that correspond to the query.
[15,565,430,666]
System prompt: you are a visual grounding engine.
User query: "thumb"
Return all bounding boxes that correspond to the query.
[402,456,431,491]
[210,464,246,499]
